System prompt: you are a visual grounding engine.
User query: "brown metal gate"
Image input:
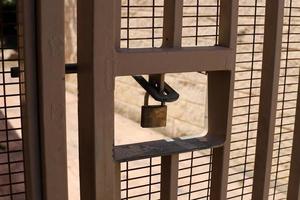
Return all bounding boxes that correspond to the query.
[1,0,300,199]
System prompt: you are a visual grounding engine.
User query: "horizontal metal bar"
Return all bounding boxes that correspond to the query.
[11,64,77,78]
[64,63,78,74]
[114,46,234,76]
[114,135,224,162]
[12,47,232,78]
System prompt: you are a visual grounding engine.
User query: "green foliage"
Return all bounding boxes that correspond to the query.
[3,0,16,5]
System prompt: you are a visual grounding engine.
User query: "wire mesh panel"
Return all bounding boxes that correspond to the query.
[179,1,269,199]
[118,0,222,199]
[176,1,220,199]
[0,0,26,199]
[120,0,221,48]
[182,0,220,47]
[227,0,266,199]
[117,0,300,199]
[121,158,161,200]
[177,150,212,200]
[269,0,300,199]
[119,1,164,197]
[120,0,164,48]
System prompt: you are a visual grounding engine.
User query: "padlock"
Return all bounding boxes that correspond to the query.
[141,93,167,128]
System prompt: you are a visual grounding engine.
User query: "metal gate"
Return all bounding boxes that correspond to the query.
[1,0,300,199]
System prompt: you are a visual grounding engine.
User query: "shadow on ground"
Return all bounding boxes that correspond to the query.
[0,111,25,199]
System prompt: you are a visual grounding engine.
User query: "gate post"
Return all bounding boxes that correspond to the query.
[35,0,69,199]
[252,0,285,199]
[77,0,121,199]
[160,0,183,199]
[22,0,42,199]
[287,73,300,200]
[210,0,238,199]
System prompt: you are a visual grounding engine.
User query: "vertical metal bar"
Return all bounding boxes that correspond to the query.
[161,154,179,200]
[77,0,121,199]
[162,0,183,48]
[209,0,238,199]
[21,0,42,199]
[160,0,183,199]
[36,0,69,199]
[287,74,300,200]
[218,0,238,50]
[252,1,285,199]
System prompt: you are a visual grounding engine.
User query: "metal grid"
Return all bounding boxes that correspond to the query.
[120,0,164,48]
[119,1,163,197]
[119,0,221,199]
[177,149,212,200]
[176,1,220,199]
[181,0,300,199]
[120,0,221,48]
[121,157,161,200]
[117,0,300,199]
[228,0,265,199]
[269,0,300,199]
[182,0,220,47]
[0,0,26,199]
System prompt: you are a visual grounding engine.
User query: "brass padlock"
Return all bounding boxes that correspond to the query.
[141,93,167,128]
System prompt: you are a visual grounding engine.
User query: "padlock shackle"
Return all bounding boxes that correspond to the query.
[133,75,179,102]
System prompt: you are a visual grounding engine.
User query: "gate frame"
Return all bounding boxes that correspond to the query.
[22,0,69,199]
[22,0,42,199]
[77,0,238,199]
[21,0,300,199]
[252,0,285,199]
[35,0,69,199]
[287,69,300,199]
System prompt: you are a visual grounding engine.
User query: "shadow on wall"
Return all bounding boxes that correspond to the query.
[0,111,25,199]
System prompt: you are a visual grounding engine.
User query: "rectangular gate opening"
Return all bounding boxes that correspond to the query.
[115,72,208,146]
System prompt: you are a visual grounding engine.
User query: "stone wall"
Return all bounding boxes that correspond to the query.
[65,0,77,63]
